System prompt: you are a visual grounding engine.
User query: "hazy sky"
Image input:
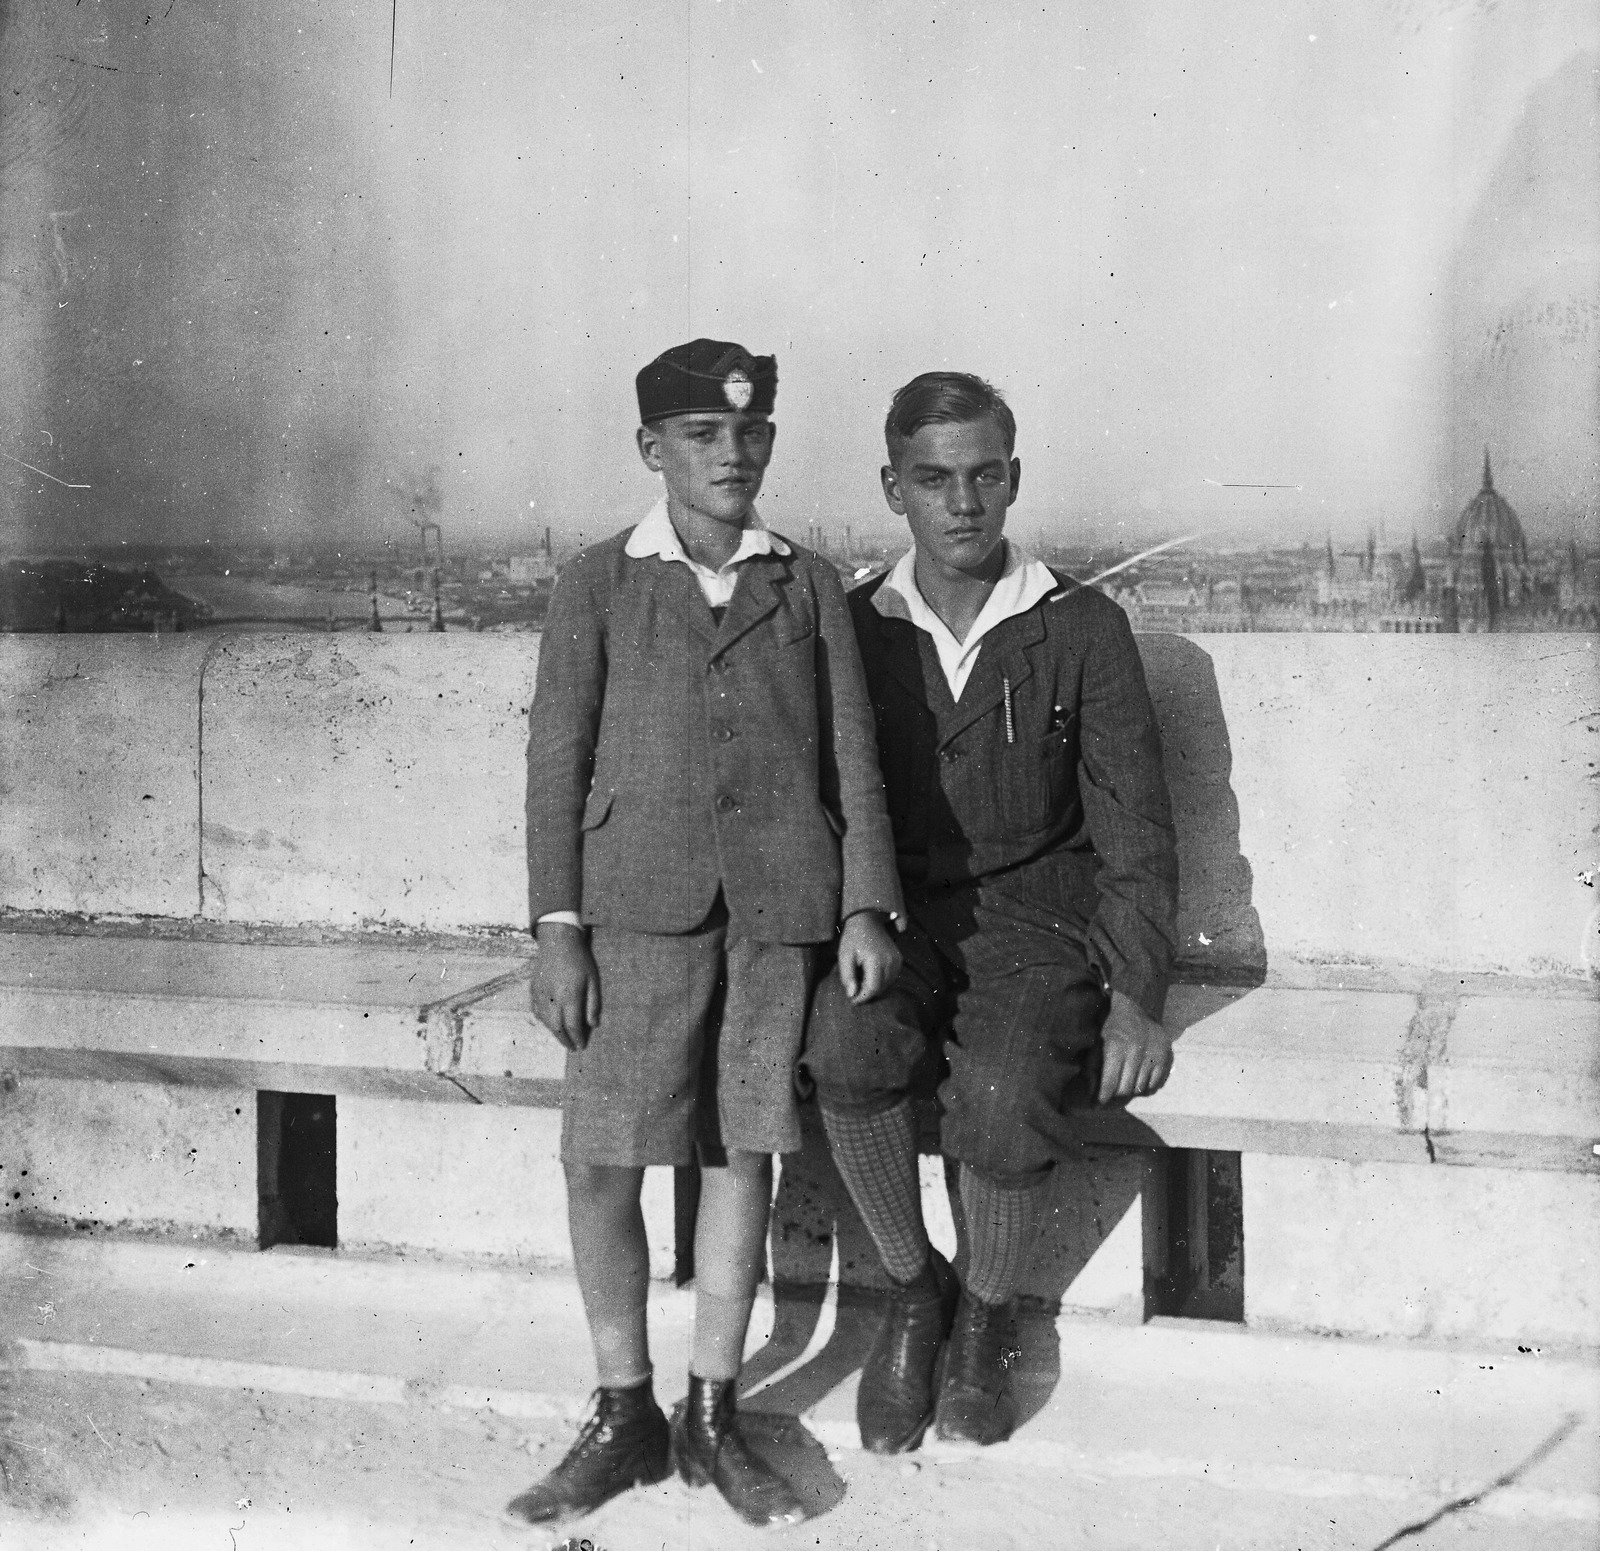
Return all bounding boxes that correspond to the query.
[2,0,1595,554]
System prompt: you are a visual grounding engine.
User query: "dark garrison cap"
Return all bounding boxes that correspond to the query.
[636,339,777,423]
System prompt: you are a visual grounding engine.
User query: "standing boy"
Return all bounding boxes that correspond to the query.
[805,371,1180,1452]
[512,339,903,1527]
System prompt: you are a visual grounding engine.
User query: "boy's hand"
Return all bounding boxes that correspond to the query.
[531,921,602,1050]
[836,911,901,1005]
[1093,990,1174,1105]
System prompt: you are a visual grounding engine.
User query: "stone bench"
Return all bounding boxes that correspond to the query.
[2,631,1596,1345]
[4,928,1593,1172]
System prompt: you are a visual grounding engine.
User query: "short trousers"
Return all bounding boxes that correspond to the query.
[560,895,816,1167]
[801,883,1107,1180]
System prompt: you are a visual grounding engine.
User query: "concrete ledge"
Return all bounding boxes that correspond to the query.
[0,930,554,1104]
[6,928,1592,1172]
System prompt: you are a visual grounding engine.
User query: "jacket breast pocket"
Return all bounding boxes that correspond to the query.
[1000,731,1072,836]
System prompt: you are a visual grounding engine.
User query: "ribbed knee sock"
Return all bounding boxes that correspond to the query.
[819,1099,930,1285]
[958,1164,1049,1306]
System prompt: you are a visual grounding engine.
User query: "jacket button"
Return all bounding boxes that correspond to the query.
[712,725,734,742]
[715,794,736,813]
[710,659,730,674]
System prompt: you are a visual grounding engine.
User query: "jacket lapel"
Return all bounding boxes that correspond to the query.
[649,558,719,646]
[712,553,786,655]
[877,613,943,708]
[937,605,1045,749]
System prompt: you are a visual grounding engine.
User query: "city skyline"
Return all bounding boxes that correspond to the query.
[2,3,1595,554]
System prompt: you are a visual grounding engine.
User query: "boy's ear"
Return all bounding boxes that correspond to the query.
[881,462,907,516]
[1008,457,1022,505]
[636,423,663,472]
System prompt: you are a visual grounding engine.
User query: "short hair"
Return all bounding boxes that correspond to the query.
[884,372,1016,466]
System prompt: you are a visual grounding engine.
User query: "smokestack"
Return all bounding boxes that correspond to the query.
[368,570,383,633]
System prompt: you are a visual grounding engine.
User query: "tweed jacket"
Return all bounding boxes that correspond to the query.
[526,529,903,944]
[850,571,1178,1021]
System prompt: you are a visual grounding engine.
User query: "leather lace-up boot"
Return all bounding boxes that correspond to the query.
[933,1290,1019,1445]
[856,1249,959,1453]
[504,1381,670,1524]
[672,1375,805,1526]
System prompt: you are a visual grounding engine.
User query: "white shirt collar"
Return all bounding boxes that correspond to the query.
[624,494,789,569]
[873,540,1057,700]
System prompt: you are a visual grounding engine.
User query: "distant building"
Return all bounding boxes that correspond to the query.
[507,554,558,584]
[1444,450,1532,630]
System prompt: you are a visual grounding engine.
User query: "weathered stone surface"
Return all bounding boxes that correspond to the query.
[0,637,208,918]
[0,1074,255,1240]
[0,932,551,1101]
[1243,1153,1600,1345]
[198,635,539,929]
[1142,633,1600,979]
[1431,995,1600,1144]
[1137,985,1419,1132]
[4,633,1595,980]
[1023,1146,1157,1320]
[337,1097,570,1263]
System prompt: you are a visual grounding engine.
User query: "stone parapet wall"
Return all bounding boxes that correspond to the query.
[2,633,1597,1345]
[4,632,1596,982]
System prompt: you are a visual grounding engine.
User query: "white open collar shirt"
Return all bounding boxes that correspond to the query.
[623,494,790,608]
[872,541,1057,700]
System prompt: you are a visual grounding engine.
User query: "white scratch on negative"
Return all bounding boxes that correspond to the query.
[0,451,91,489]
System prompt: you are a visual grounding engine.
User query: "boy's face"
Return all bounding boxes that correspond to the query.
[637,412,777,527]
[882,417,1020,577]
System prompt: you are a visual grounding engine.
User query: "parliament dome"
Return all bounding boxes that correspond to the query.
[1451,449,1528,563]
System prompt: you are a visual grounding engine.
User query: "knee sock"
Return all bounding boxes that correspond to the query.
[958,1163,1049,1307]
[690,1152,772,1381]
[820,1099,931,1285]
[566,1164,652,1390]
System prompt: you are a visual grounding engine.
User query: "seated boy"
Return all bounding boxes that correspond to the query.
[804,372,1180,1452]
[510,339,903,1527]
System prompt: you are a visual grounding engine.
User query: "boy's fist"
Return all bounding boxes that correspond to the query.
[531,921,602,1050]
[1093,990,1174,1105]
[836,910,901,1005]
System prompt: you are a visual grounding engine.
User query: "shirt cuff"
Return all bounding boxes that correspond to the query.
[536,911,583,929]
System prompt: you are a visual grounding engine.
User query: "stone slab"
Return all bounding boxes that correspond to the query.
[0,1074,256,1241]
[1024,1145,1157,1319]
[0,637,209,918]
[0,931,557,1101]
[1432,996,1599,1142]
[7,932,1593,1174]
[1142,634,1600,980]
[337,1098,675,1276]
[1243,1153,1600,1346]
[198,635,539,929]
[337,1098,566,1263]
